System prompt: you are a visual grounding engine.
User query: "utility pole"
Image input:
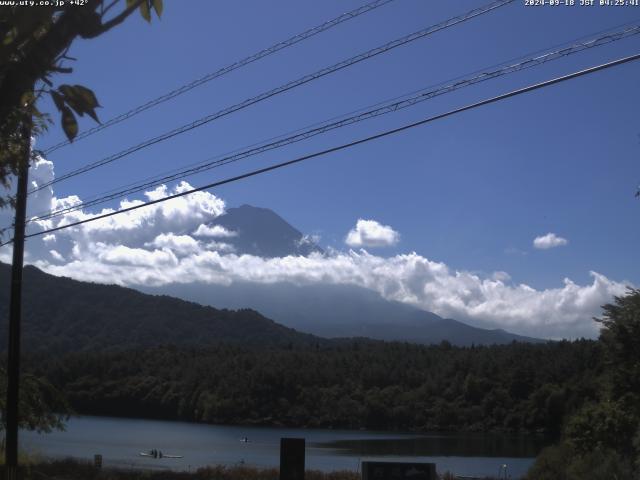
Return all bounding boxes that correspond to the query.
[4,110,32,478]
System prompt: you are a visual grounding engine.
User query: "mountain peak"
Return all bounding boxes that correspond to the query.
[207,204,323,258]
[236,203,262,210]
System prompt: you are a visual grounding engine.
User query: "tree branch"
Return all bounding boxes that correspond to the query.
[101,0,120,17]
[83,0,145,39]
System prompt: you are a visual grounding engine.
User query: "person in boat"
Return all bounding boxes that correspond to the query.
[159,451,163,458]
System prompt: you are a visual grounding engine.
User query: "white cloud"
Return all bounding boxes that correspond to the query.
[534,232,568,250]
[491,271,511,282]
[192,224,237,238]
[27,157,57,220]
[99,244,178,268]
[345,219,400,248]
[296,234,321,248]
[203,241,236,253]
[0,159,631,340]
[146,233,201,256]
[49,249,64,262]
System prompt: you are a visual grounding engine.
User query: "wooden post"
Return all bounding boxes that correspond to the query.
[4,113,32,476]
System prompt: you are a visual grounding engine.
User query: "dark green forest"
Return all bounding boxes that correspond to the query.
[29,339,601,436]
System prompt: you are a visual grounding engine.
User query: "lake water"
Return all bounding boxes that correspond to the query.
[21,416,545,479]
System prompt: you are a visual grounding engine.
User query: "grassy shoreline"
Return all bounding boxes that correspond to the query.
[21,458,358,480]
[12,458,501,480]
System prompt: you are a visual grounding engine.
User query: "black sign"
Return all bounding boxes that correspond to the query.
[280,437,305,480]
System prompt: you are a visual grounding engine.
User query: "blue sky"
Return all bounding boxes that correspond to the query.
[5,0,640,338]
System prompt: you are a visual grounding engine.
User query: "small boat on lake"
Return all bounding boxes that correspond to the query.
[139,449,182,459]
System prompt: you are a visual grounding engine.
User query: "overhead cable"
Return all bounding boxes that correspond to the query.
[31,0,514,194]
[2,51,636,247]
[27,23,640,223]
[42,0,397,155]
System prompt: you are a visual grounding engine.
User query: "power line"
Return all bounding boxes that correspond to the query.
[30,0,514,194]
[41,0,397,155]
[27,23,640,223]
[3,51,637,247]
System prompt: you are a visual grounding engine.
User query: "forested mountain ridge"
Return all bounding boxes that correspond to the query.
[0,263,323,353]
[31,340,601,435]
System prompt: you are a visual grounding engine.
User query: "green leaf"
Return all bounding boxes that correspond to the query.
[56,84,101,124]
[140,0,151,22]
[72,84,100,109]
[61,106,78,142]
[60,86,85,112]
[152,0,163,18]
[57,84,74,98]
[85,107,100,123]
[50,91,65,111]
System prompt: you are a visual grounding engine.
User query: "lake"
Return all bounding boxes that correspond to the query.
[21,416,545,479]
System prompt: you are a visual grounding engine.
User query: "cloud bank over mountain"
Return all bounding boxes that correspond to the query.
[0,157,630,339]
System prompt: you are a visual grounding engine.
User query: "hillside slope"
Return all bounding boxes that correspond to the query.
[153,282,543,346]
[0,263,322,353]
